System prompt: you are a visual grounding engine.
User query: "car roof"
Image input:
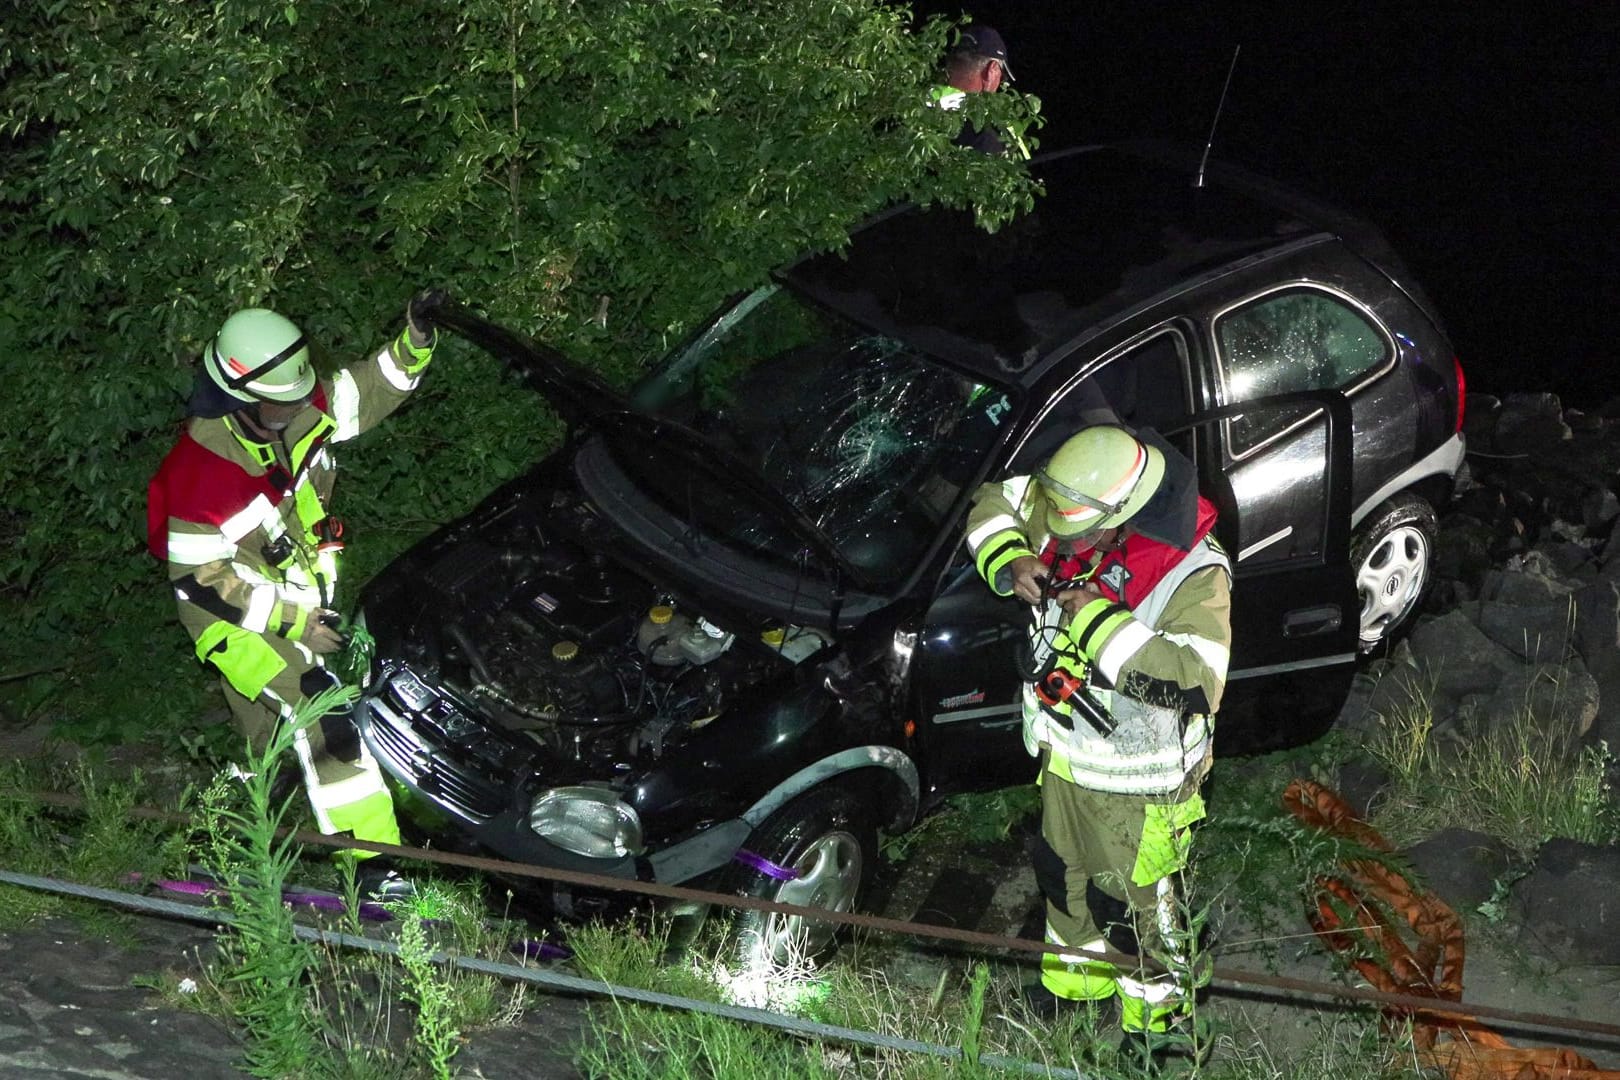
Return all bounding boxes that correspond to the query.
[779,141,1402,385]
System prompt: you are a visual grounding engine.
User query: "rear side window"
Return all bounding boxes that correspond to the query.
[1215,288,1390,455]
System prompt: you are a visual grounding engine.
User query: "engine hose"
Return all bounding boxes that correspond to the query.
[473,681,636,728]
[445,621,495,686]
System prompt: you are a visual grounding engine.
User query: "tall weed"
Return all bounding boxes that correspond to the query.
[194,694,334,1078]
[1366,681,1618,851]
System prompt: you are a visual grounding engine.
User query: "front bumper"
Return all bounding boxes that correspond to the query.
[357,686,751,888]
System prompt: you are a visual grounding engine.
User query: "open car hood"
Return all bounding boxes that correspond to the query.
[583,410,863,590]
[419,297,628,427]
[417,297,862,590]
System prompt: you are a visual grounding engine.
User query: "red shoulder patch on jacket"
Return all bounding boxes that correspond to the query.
[1105,496,1220,608]
[146,429,274,560]
[1060,496,1219,608]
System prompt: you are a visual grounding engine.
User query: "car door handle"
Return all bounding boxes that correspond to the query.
[1283,605,1342,638]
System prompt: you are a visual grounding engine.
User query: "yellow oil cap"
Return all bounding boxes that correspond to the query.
[761,628,786,647]
[552,640,579,662]
[649,605,674,625]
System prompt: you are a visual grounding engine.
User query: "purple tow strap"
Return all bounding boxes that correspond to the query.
[283,890,393,923]
[147,878,393,922]
[512,938,572,961]
[134,874,573,958]
[732,848,799,882]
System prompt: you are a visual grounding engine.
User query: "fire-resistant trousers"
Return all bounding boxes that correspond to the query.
[218,631,401,856]
[1033,758,1206,1032]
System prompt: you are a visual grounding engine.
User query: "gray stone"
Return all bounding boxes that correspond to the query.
[1452,691,1493,736]
[1533,539,1598,578]
[1566,408,1607,434]
[1482,658,1600,741]
[1479,563,1577,606]
[1433,514,1497,590]
[1495,391,1572,449]
[1571,580,1620,737]
[1403,828,1516,913]
[1602,516,1620,575]
[1582,486,1620,532]
[1360,661,1440,735]
[1475,599,1575,663]
[1512,839,1620,965]
[1406,610,1521,702]
[1335,759,1389,819]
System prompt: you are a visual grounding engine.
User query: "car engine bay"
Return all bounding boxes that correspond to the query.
[364,492,828,778]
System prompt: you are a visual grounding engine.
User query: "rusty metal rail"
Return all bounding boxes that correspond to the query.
[9,788,1620,1045]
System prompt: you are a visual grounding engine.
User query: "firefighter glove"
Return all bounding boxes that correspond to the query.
[406,287,449,349]
[292,607,347,655]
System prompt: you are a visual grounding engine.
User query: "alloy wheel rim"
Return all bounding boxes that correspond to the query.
[759,830,863,965]
[1356,524,1431,646]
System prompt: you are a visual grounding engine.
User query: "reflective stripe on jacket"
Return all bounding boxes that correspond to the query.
[967,476,1233,795]
[148,329,432,693]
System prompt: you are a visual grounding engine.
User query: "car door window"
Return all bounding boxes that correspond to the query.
[1013,328,1193,472]
[1215,288,1391,456]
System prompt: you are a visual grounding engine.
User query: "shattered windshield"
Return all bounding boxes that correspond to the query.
[623,286,1014,583]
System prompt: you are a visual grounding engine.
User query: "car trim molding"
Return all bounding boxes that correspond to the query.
[1238,525,1294,562]
[932,703,1021,724]
[1226,653,1358,680]
[741,747,920,833]
[1351,432,1465,527]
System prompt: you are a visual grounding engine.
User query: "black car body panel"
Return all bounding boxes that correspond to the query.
[354,143,1462,888]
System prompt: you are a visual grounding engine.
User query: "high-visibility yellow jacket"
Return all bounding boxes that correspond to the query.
[147,328,433,700]
[965,473,1232,795]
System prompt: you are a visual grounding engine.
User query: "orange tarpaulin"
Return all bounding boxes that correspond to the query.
[1282,779,1620,1080]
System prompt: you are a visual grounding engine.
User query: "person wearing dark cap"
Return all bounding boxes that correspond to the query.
[930,23,1025,156]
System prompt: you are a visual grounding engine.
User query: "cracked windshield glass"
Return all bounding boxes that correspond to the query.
[629,286,1011,581]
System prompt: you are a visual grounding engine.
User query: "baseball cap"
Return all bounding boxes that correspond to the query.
[953,24,1013,81]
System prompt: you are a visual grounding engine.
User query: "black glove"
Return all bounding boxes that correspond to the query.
[406,287,450,346]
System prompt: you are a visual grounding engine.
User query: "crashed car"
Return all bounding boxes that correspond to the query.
[353,141,1465,960]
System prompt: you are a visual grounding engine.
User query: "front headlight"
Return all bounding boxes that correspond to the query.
[529,787,644,858]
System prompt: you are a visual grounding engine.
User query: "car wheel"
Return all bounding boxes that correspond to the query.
[1351,493,1438,652]
[724,784,876,970]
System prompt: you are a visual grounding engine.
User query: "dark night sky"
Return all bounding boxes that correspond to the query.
[914,2,1619,402]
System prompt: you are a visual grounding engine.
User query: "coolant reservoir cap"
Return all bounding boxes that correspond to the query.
[552,640,579,662]
[761,628,786,647]
[648,605,674,625]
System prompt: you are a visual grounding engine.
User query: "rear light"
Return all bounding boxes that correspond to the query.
[1453,356,1467,433]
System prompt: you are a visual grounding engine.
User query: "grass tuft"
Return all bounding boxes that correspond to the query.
[1364,678,1618,852]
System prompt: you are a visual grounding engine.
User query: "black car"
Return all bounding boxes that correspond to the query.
[353,142,1464,961]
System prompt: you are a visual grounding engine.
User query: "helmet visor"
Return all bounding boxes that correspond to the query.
[1040,441,1162,539]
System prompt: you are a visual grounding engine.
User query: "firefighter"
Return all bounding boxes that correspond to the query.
[147,295,439,893]
[964,424,1232,1054]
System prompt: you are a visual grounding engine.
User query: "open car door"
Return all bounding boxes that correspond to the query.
[909,389,1358,799]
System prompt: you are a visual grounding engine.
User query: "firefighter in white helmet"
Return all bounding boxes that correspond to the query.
[147,294,442,895]
[964,424,1231,1055]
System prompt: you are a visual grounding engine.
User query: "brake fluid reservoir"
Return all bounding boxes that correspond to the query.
[677,616,733,665]
[638,605,690,666]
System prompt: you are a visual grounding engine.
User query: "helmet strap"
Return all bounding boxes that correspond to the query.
[214,333,309,391]
[234,402,280,441]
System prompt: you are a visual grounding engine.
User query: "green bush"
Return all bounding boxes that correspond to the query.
[0,1,1039,743]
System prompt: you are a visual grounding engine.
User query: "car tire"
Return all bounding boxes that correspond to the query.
[1350,492,1438,652]
[723,783,876,970]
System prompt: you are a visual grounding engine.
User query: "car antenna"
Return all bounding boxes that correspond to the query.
[1194,45,1242,189]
